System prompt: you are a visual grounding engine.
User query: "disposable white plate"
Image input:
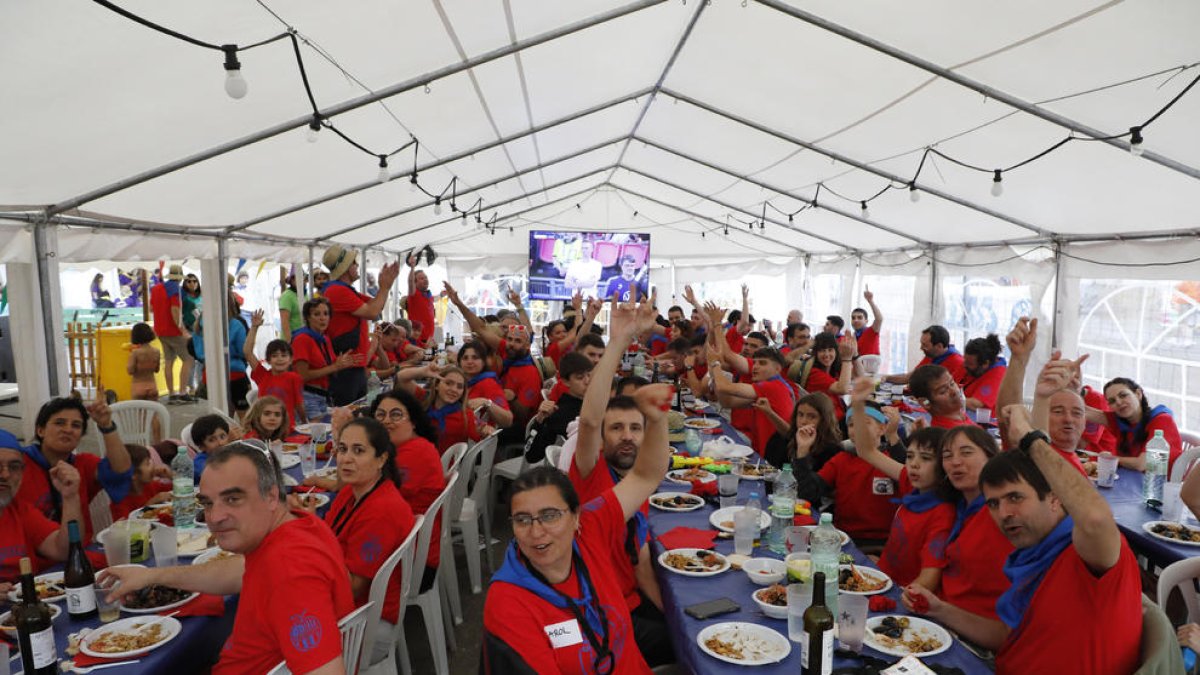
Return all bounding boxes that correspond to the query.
[0,603,61,633]
[697,622,791,665]
[7,572,65,603]
[1143,520,1200,547]
[276,453,301,469]
[733,464,779,480]
[80,615,183,659]
[864,615,952,658]
[296,492,331,509]
[709,506,770,533]
[119,588,200,614]
[666,469,717,484]
[283,474,299,487]
[175,526,214,557]
[837,564,893,595]
[683,418,722,430]
[657,548,730,577]
[192,548,240,565]
[649,492,705,512]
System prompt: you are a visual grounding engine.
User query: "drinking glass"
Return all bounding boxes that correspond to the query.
[837,594,869,653]
[1096,452,1118,488]
[787,582,813,642]
[718,473,739,509]
[785,526,808,554]
[96,588,122,623]
[1163,482,1185,522]
[152,525,179,568]
[299,442,317,477]
[101,523,132,567]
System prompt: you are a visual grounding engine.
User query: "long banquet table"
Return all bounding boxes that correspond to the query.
[1101,466,1200,571]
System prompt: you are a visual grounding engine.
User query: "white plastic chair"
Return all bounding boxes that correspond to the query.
[469,431,502,573]
[397,471,458,675]
[362,515,423,675]
[264,600,376,675]
[1157,556,1200,625]
[544,444,563,469]
[440,442,468,477]
[89,490,113,535]
[440,442,485,627]
[109,400,170,447]
[1170,446,1200,483]
[449,432,500,597]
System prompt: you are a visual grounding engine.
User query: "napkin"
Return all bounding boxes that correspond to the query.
[166,593,226,617]
[657,527,717,551]
[687,480,717,498]
[72,652,131,668]
[869,595,897,612]
[285,433,312,443]
[792,513,816,527]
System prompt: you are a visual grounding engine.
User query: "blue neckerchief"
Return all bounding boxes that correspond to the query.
[948,493,985,543]
[321,279,355,294]
[896,489,944,514]
[854,327,865,339]
[427,402,461,434]
[501,354,535,377]
[997,516,1074,629]
[766,375,795,404]
[468,372,499,388]
[292,327,332,364]
[420,289,433,299]
[492,540,608,653]
[21,444,76,518]
[932,345,960,365]
[1115,404,1172,436]
[607,464,649,566]
[647,334,668,348]
[991,356,1008,369]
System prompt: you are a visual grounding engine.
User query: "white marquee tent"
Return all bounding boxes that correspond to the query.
[2,0,1199,434]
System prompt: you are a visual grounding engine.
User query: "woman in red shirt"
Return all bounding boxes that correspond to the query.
[1086,376,1184,471]
[422,366,494,453]
[292,417,416,667]
[458,341,514,429]
[805,331,854,420]
[291,298,356,423]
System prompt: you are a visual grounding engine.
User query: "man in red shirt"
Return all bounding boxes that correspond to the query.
[886,324,965,385]
[150,264,192,401]
[781,322,813,362]
[960,334,1007,414]
[850,286,884,357]
[711,347,796,456]
[321,245,399,406]
[102,442,354,675]
[911,364,975,429]
[404,253,435,346]
[906,405,1142,675]
[0,430,84,582]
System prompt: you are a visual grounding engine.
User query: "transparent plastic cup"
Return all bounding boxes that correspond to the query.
[787,582,813,642]
[299,442,317,477]
[718,473,739,509]
[101,523,132,567]
[1096,452,1118,488]
[837,593,870,653]
[1164,482,1185,522]
[152,525,178,568]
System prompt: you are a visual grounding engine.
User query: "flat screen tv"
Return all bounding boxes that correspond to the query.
[528,231,650,301]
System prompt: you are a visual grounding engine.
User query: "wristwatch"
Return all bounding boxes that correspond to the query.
[98,422,118,435]
[1018,429,1050,455]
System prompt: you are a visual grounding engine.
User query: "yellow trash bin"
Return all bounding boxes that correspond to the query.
[95,324,183,401]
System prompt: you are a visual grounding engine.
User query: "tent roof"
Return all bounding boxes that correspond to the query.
[3,0,1199,261]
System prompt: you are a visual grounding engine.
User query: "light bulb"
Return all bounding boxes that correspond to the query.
[224,70,248,99]
[433,199,443,215]
[409,173,419,193]
[376,156,389,183]
[909,184,920,203]
[475,219,484,231]
[508,227,514,237]
[991,169,1003,197]
[306,120,320,144]
[1129,126,1145,157]
[860,201,870,220]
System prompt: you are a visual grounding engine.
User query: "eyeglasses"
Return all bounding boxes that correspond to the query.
[374,409,407,423]
[510,508,568,530]
[0,461,25,475]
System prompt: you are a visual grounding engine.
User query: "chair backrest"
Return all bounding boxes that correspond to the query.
[246,386,259,406]
[110,400,170,447]
[441,442,469,476]
[365,513,423,665]
[468,431,501,506]
[89,490,113,534]
[338,601,374,675]
[1170,446,1200,482]
[1182,431,1200,450]
[445,443,484,523]
[408,471,459,601]
[1156,557,1200,625]
[544,444,563,469]
[1134,594,1186,675]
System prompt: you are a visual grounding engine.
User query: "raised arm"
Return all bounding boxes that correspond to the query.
[613,382,673,520]
[445,282,500,350]
[36,463,85,562]
[507,289,533,334]
[351,261,400,319]
[706,302,749,375]
[244,309,265,371]
[849,377,903,480]
[826,337,857,395]
[88,398,131,474]
[996,316,1036,422]
[864,286,883,332]
[406,254,418,295]
[1031,351,1088,431]
[736,284,750,334]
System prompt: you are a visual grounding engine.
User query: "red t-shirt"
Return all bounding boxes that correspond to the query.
[878,469,954,587]
[855,326,880,356]
[17,450,106,545]
[469,376,511,411]
[1049,444,1089,477]
[1104,410,1184,471]
[150,281,183,338]
[251,364,304,432]
[568,453,648,611]
[290,330,335,390]
[817,452,898,540]
[996,540,1142,675]
[1080,387,1118,454]
[750,378,795,457]
[433,406,482,453]
[324,481,416,624]
[483,491,652,675]
[406,290,435,344]
[546,379,569,404]
[544,340,569,370]
[324,282,371,357]
[917,351,966,383]
[497,341,544,424]
[725,324,744,355]
[730,372,754,436]
[0,499,60,581]
[940,503,1012,620]
[215,513,354,675]
[394,437,446,569]
[931,414,976,429]
[960,364,1006,411]
[805,368,846,419]
[109,480,172,522]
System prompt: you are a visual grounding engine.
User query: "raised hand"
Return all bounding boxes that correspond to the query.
[850,376,875,406]
[1006,316,1038,361]
[837,334,857,360]
[882,406,901,437]
[506,289,522,307]
[49,462,81,500]
[741,284,749,300]
[250,309,265,328]
[585,297,603,320]
[632,383,674,423]
[631,288,659,335]
[571,290,583,312]
[406,253,419,268]
[863,286,873,303]
[793,425,817,457]
[379,261,401,288]
[702,301,725,327]
[682,285,699,307]
[442,281,460,304]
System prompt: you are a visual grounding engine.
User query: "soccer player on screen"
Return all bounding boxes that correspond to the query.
[604,255,646,302]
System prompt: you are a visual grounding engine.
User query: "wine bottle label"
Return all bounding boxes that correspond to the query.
[67,585,97,614]
[800,629,833,674]
[29,626,57,668]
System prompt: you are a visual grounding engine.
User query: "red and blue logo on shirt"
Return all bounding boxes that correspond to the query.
[360,535,383,564]
[289,610,323,652]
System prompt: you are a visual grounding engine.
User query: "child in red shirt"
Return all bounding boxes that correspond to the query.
[245,310,306,432]
[241,396,288,445]
[423,366,493,453]
[108,444,172,522]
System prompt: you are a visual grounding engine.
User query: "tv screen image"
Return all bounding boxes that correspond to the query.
[527,231,650,301]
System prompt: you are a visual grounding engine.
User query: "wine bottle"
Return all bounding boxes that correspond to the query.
[64,520,97,620]
[14,557,58,675]
[801,571,834,675]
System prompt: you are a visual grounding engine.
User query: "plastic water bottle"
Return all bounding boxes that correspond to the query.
[171,446,196,530]
[366,371,383,405]
[1143,430,1170,507]
[810,512,841,618]
[684,428,702,455]
[632,351,647,378]
[767,465,797,554]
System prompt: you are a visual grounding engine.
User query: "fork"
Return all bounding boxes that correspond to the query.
[68,659,142,673]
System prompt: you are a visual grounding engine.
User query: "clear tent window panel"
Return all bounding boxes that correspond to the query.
[859,274,915,376]
[1077,278,1200,433]
[940,275,1035,354]
[805,274,847,333]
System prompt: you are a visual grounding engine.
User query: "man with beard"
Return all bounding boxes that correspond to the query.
[0,430,83,583]
[910,364,975,429]
[101,442,353,675]
[886,324,965,385]
[570,291,673,667]
[781,322,813,361]
[321,244,400,405]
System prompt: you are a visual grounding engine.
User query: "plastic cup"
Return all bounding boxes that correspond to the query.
[974,407,992,424]
[1163,482,1185,522]
[102,523,132,567]
[837,593,869,653]
[787,582,813,642]
[96,589,122,623]
[152,525,179,567]
[785,526,808,554]
[1096,452,1118,488]
[718,473,739,509]
[299,442,317,477]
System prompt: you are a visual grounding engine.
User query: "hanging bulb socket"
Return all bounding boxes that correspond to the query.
[306,115,322,143]
[990,169,1003,197]
[409,172,419,193]
[376,155,389,183]
[1129,126,1145,157]
[909,183,920,203]
[788,213,794,224]
[433,197,443,215]
[860,200,870,219]
[222,45,248,99]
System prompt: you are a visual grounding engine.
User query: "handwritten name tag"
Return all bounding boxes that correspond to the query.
[544,619,584,648]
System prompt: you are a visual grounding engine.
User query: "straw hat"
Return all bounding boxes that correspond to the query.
[323,244,357,280]
[166,264,184,281]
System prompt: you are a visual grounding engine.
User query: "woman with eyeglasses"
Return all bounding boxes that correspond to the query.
[483,384,672,674]
[290,417,415,666]
[457,340,514,429]
[423,366,495,453]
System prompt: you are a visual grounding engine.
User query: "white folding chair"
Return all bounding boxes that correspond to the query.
[440,442,484,627]
[397,471,458,675]
[363,515,423,675]
[89,491,113,535]
[263,600,376,675]
[440,442,468,477]
[1157,557,1200,625]
[1170,445,1200,482]
[491,419,537,529]
[109,400,170,447]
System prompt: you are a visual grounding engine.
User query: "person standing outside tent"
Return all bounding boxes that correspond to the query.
[321,245,400,406]
[851,286,884,357]
[277,271,303,342]
[150,264,193,402]
[405,254,435,347]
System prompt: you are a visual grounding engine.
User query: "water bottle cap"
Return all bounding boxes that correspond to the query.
[820,512,833,524]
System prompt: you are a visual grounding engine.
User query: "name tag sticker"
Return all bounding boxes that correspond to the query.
[872,477,895,495]
[544,619,584,648]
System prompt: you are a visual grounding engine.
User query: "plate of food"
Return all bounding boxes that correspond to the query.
[864,615,952,657]
[667,467,717,484]
[283,474,299,487]
[281,442,302,454]
[1081,461,1118,482]
[1143,521,1200,546]
[7,571,66,603]
[131,503,173,523]
[733,463,779,480]
[649,492,705,512]
[658,548,730,577]
[118,584,199,614]
[192,548,240,565]
[80,615,183,659]
[697,622,790,666]
[296,491,331,510]
[684,418,722,431]
[276,453,301,469]
[751,585,789,619]
[709,506,770,533]
[176,526,217,557]
[838,564,893,595]
[0,603,61,633]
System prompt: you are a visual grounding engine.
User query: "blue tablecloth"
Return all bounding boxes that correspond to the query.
[1102,467,1200,569]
